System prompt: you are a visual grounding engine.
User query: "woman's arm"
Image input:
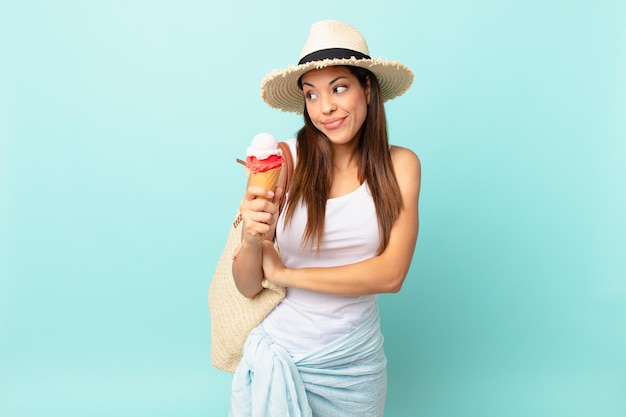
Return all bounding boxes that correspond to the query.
[263,146,421,296]
[232,167,287,298]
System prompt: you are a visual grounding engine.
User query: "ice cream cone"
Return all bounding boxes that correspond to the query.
[249,166,282,200]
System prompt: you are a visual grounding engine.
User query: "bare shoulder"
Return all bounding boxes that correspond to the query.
[390,145,421,180]
[390,145,421,212]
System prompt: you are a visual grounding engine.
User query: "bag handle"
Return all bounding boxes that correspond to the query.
[277,141,294,213]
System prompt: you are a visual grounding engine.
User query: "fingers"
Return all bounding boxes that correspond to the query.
[240,211,272,240]
[245,185,275,202]
[243,210,273,235]
[241,196,278,222]
[231,243,242,260]
[239,186,280,241]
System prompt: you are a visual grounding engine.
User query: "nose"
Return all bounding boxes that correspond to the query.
[321,94,336,114]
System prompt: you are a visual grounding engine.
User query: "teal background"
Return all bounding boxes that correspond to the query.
[1,0,625,416]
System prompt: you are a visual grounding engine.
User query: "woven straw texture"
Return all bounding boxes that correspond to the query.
[208,215,285,373]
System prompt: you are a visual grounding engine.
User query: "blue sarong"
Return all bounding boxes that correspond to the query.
[229,305,387,417]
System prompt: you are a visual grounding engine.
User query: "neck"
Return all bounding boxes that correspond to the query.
[331,141,359,171]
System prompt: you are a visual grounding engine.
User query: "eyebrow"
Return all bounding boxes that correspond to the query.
[302,76,348,88]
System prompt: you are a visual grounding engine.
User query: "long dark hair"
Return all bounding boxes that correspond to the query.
[284,66,403,254]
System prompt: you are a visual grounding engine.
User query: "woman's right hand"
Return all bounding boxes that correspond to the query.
[239,184,283,245]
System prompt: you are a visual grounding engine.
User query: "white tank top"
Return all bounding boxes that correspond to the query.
[261,139,380,360]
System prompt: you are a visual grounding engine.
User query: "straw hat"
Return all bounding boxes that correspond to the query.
[260,20,414,114]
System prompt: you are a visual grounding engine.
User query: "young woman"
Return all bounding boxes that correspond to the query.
[231,20,421,417]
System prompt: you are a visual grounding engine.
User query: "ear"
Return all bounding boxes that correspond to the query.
[365,76,372,105]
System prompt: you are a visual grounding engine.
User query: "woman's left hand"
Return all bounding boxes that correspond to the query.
[261,240,285,285]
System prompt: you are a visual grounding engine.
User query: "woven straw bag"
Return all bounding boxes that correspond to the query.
[208,142,293,373]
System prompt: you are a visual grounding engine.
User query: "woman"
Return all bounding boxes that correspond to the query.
[231,20,421,416]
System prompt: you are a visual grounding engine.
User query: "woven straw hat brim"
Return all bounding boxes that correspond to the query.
[260,57,414,114]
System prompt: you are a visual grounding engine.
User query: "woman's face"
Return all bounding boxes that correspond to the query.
[301,66,370,146]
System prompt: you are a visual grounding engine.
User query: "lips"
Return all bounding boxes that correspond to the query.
[322,117,346,130]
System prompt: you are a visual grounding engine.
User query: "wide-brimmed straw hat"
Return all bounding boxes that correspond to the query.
[260,20,414,114]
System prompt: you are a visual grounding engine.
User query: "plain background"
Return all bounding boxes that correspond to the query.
[1,1,625,416]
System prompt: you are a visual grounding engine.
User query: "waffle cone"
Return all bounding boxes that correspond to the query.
[249,166,282,200]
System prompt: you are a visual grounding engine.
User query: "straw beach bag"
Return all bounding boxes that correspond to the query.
[208,142,293,372]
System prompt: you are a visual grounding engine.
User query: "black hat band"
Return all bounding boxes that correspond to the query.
[298,48,371,65]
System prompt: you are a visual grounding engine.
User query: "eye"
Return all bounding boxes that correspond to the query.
[334,85,348,94]
[305,91,318,100]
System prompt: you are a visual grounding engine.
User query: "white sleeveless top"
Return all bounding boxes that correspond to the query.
[261,139,380,360]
